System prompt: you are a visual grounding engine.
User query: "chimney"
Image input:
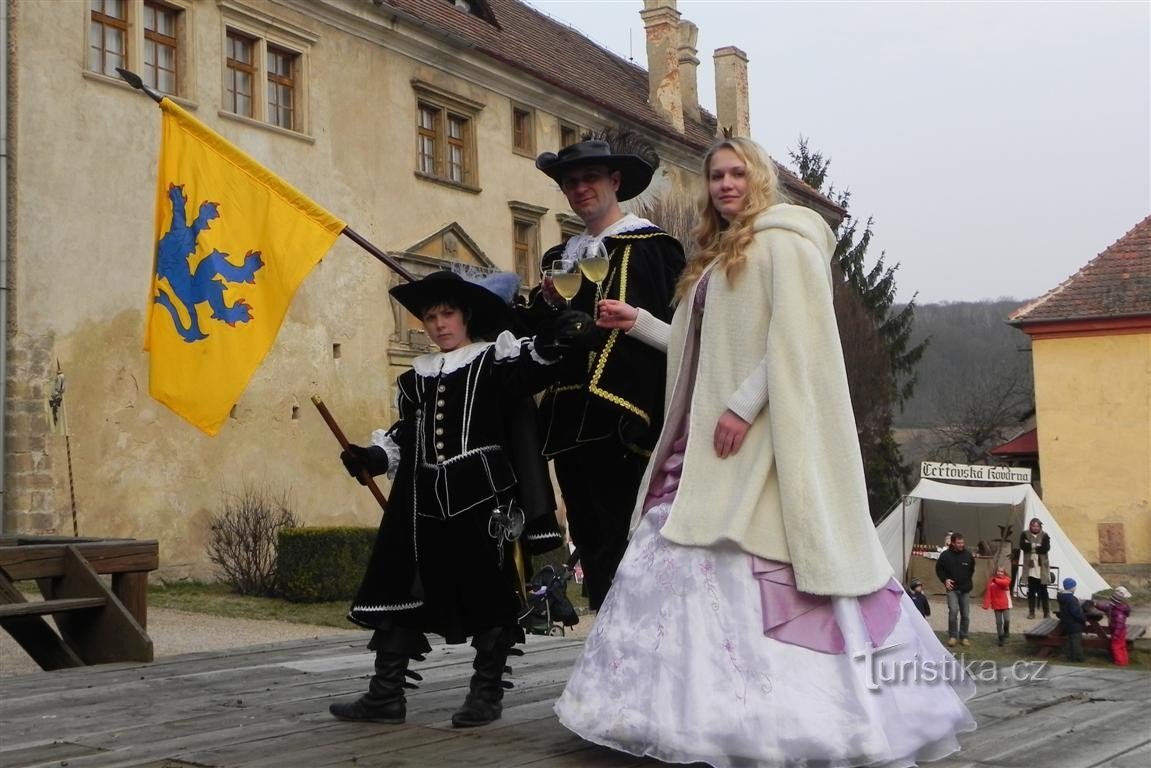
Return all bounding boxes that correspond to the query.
[714,46,750,138]
[677,20,700,123]
[640,0,685,133]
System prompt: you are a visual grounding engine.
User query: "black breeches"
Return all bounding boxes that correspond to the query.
[553,442,648,611]
[1027,577,1050,616]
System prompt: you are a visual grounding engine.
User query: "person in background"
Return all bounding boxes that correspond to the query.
[982,566,1012,646]
[554,137,975,767]
[1056,577,1087,662]
[936,532,976,647]
[1019,517,1051,619]
[1093,585,1132,666]
[908,578,931,618]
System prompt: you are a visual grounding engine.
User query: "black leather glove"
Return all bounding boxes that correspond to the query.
[535,310,595,359]
[340,443,390,484]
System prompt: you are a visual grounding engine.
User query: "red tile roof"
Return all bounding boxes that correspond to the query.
[990,428,1038,457]
[1011,214,1151,323]
[382,0,717,148]
[379,0,843,217]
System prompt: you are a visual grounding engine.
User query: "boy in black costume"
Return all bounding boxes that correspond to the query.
[331,270,588,727]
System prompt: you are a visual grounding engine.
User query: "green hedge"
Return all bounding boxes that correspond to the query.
[277,527,375,603]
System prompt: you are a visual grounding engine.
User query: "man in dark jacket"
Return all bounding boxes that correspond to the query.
[936,532,976,647]
[519,137,686,610]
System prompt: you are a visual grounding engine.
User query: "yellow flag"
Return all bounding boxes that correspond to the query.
[147,98,345,436]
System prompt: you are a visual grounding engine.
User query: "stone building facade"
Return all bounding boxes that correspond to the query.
[2,0,837,576]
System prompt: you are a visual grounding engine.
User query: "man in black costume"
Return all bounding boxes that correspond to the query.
[522,138,686,610]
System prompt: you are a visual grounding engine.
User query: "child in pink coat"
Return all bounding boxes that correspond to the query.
[982,567,1013,646]
[1094,586,1133,666]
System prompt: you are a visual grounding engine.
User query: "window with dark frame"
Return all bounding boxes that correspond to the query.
[447,114,468,183]
[513,219,538,286]
[560,122,578,149]
[142,1,179,94]
[416,102,474,186]
[89,0,128,77]
[267,45,297,130]
[225,30,256,118]
[513,107,534,153]
[417,105,439,175]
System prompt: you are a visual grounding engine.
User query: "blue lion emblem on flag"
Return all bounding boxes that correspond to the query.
[155,184,265,343]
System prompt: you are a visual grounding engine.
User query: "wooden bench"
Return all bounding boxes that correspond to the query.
[1024,614,1147,658]
[0,536,159,670]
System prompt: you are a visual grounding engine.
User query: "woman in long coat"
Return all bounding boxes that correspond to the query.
[555,138,976,767]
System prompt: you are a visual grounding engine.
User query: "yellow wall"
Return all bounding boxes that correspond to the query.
[1033,332,1151,565]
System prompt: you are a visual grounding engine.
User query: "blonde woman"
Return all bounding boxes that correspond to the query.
[555,138,976,767]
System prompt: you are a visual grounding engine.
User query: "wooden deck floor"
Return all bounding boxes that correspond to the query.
[1,633,1148,768]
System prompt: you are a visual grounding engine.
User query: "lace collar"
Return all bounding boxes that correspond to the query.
[561,214,656,260]
[411,341,490,377]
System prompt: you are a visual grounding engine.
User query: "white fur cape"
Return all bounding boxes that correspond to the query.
[627,204,893,597]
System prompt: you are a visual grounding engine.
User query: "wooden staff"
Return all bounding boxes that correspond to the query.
[311,396,389,513]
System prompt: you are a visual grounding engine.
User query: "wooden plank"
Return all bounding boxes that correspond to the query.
[0,570,84,671]
[952,698,1144,764]
[2,633,1148,768]
[1093,741,1151,768]
[113,571,150,629]
[0,741,106,765]
[52,546,153,664]
[0,541,159,581]
[0,597,107,618]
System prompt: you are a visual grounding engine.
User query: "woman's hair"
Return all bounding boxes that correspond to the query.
[675,137,783,300]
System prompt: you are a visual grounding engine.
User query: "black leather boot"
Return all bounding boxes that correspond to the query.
[329,627,430,723]
[451,627,523,728]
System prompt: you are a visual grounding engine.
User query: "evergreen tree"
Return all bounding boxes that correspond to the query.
[789,137,928,516]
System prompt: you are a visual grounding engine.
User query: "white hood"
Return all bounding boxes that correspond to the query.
[753,203,838,263]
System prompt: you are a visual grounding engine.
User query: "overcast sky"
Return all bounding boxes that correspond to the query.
[525,1,1150,304]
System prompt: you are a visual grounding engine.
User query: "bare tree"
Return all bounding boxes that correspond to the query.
[206,483,300,596]
[929,370,1034,464]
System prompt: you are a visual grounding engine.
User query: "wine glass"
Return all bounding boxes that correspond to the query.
[578,241,610,308]
[546,258,582,308]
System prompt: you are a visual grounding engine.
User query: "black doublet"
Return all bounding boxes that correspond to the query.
[516,221,685,609]
[527,225,685,456]
[349,337,556,643]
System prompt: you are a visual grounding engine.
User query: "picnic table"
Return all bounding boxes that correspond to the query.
[1023,610,1147,658]
[0,534,159,670]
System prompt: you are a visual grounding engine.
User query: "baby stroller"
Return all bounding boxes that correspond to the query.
[519,550,580,637]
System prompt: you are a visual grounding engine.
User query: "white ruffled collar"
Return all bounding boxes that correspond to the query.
[412,341,490,377]
[561,214,656,260]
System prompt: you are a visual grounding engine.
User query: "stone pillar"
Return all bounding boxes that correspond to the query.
[714,46,751,138]
[677,20,700,123]
[640,0,684,133]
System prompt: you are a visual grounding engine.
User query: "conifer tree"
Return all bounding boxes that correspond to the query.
[789,137,928,516]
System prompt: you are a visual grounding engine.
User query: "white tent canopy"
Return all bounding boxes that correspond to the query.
[876,479,1110,597]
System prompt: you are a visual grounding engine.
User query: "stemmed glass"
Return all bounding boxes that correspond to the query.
[578,241,610,303]
[545,258,582,307]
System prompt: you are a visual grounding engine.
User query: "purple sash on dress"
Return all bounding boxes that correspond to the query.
[751,557,904,654]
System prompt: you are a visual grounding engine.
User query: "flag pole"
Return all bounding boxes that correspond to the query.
[312,396,389,513]
[115,68,417,284]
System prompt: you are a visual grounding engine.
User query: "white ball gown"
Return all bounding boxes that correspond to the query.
[555,503,977,768]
